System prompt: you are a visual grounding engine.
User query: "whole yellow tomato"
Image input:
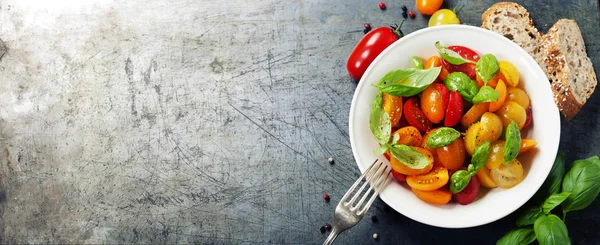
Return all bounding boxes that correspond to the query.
[428,9,460,27]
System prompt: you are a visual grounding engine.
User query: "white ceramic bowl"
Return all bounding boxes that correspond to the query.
[349,25,560,228]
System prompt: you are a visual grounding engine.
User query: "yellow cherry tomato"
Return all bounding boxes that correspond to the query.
[498,61,520,87]
[429,9,460,27]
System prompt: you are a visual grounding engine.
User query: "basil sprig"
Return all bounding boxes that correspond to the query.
[449,141,491,193]
[498,153,600,245]
[435,41,476,65]
[369,93,430,169]
[444,72,478,103]
[373,67,441,97]
[475,53,500,83]
[503,120,521,164]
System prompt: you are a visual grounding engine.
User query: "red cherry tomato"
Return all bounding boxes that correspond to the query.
[435,83,449,112]
[441,46,480,79]
[391,168,407,182]
[346,25,404,81]
[523,108,533,129]
[444,91,464,127]
[454,175,480,205]
[403,97,432,132]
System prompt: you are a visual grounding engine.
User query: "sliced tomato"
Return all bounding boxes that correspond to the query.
[520,138,537,153]
[441,46,480,79]
[454,175,480,205]
[404,97,432,132]
[523,108,533,129]
[392,126,423,146]
[391,168,407,182]
[421,85,445,124]
[406,164,449,191]
[436,137,466,170]
[435,83,449,112]
[390,147,434,176]
[412,187,452,205]
[491,159,524,189]
[444,91,464,127]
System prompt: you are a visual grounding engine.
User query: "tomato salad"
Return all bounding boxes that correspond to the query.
[370,42,535,205]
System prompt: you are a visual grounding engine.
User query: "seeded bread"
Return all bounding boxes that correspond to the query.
[481,2,545,73]
[541,19,597,120]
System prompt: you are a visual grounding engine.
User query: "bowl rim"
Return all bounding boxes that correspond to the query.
[348,24,561,228]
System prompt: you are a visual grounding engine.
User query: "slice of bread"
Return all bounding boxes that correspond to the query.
[481,2,546,73]
[541,19,598,120]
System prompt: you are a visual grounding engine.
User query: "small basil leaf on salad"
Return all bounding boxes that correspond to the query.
[542,192,571,214]
[534,214,571,245]
[497,228,537,245]
[561,156,600,212]
[372,92,383,111]
[435,41,476,65]
[444,72,478,103]
[389,144,430,169]
[472,85,499,104]
[426,127,460,148]
[369,107,391,145]
[374,67,441,97]
[450,170,473,194]
[391,133,400,144]
[412,56,424,69]
[503,120,521,164]
[471,140,491,172]
[475,53,499,83]
[516,206,543,227]
[374,144,390,155]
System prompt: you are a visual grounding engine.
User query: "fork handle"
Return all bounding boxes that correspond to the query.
[322,230,339,245]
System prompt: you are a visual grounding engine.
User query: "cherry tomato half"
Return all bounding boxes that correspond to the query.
[406,164,449,191]
[416,0,443,15]
[421,85,445,124]
[523,108,533,128]
[444,91,463,127]
[441,46,480,79]
[435,83,449,112]
[346,25,403,80]
[382,93,403,127]
[412,187,452,205]
[404,97,432,132]
[391,168,407,182]
[454,175,480,205]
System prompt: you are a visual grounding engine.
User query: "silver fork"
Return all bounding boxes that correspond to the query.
[322,159,391,245]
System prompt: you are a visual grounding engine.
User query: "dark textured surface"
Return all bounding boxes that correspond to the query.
[0,0,598,244]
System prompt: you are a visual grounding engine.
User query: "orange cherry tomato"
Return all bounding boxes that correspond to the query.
[421,85,445,123]
[476,73,500,89]
[390,147,434,176]
[461,103,489,126]
[382,93,403,127]
[416,0,444,15]
[392,126,423,146]
[439,65,450,82]
[520,138,537,153]
[406,164,449,191]
[391,168,407,182]
[489,79,507,112]
[436,137,466,170]
[411,187,452,205]
[424,56,441,69]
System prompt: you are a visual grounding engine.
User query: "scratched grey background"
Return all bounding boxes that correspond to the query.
[0,0,599,244]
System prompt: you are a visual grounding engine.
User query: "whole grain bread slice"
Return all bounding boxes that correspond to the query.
[541,19,598,120]
[481,2,546,73]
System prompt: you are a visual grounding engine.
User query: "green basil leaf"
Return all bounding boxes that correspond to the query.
[374,67,442,97]
[426,127,460,148]
[471,140,491,172]
[476,53,500,83]
[534,214,571,245]
[542,192,571,214]
[496,228,536,245]
[516,206,543,227]
[412,56,424,69]
[389,144,430,169]
[435,41,476,65]
[503,120,521,164]
[472,85,499,104]
[369,108,391,145]
[374,144,390,155]
[534,153,565,203]
[561,156,600,212]
[372,92,383,111]
[450,170,472,194]
[444,72,479,103]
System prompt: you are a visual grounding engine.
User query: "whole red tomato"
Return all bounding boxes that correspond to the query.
[346,21,405,81]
